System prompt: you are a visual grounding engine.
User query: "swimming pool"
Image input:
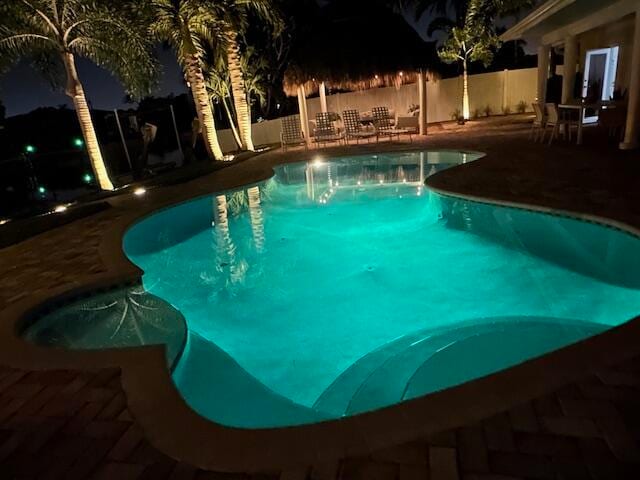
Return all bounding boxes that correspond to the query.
[24,151,640,429]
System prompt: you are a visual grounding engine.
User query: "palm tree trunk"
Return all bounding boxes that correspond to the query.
[462,58,470,121]
[62,52,114,191]
[226,30,254,151]
[185,54,224,160]
[221,96,242,149]
[247,186,264,252]
[212,194,246,285]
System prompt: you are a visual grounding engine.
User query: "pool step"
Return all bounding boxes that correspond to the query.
[402,322,607,401]
[314,317,609,418]
[312,329,434,415]
[314,319,511,416]
[344,323,509,416]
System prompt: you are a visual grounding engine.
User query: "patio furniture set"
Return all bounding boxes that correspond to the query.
[280,107,418,152]
[529,101,628,146]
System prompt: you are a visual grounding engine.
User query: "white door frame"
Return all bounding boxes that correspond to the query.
[582,46,620,123]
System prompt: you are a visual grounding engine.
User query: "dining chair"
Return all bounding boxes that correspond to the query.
[530,103,546,142]
[543,103,578,145]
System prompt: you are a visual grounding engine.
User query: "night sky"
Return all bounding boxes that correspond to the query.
[0,3,530,118]
[1,49,187,117]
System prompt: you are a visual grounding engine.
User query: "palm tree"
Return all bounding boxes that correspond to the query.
[246,186,264,252]
[424,0,534,120]
[149,0,224,160]
[205,44,269,151]
[207,70,242,150]
[209,0,283,152]
[0,1,157,191]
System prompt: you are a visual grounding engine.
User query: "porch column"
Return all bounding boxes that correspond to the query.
[537,44,551,103]
[502,69,509,113]
[621,9,640,150]
[418,71,428,135]
[297,85,310,144]
[561,35,578,104]
[319,82,328,113]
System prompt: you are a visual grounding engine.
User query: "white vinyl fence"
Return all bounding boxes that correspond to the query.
[217,68,538,152]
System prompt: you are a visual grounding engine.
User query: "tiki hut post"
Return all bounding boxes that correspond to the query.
[319,82,328,113]
[418,70,428,136]
[297,85,310,144]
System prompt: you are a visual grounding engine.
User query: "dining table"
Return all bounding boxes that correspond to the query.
[558,102,599,145]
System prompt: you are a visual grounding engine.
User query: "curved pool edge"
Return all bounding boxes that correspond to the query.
[2,146,640,472]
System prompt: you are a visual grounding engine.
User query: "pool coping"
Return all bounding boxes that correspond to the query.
[2,147,640,472]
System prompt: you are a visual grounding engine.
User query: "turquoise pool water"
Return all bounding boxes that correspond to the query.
[25,151,640,429]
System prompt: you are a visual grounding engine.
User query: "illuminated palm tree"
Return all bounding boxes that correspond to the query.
[212,194,248,287]
[246,186,264,252]
[437,0,535,120]
[209,0,283,152]
[149,0,224,160]
[0,1,157,191]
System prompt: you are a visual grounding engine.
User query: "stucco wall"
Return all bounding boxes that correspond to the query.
[577,13,636,92]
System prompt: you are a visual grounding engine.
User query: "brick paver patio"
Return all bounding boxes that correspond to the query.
[2,361,640,479]
[1,117,640,478]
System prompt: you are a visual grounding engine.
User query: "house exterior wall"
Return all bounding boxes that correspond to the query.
[577,13,636,93]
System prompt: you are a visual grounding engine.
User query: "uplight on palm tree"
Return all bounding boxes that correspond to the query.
[428,0,534,120]
[0,1,157,191]
[149,0,224,160]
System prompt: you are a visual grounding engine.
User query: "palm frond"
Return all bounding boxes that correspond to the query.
[0,0,159,98]
[64,1,159,98]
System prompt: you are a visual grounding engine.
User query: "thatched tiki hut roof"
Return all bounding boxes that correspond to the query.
[283,0,441,97]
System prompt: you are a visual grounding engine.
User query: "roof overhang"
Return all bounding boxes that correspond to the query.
[501,0,576,42]
[501,0,637,45]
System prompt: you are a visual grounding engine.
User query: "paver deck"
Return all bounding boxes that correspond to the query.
[1,116,640,478]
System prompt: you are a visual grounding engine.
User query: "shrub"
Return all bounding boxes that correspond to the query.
[451,108,462,121]
[502,105,512,115]
[516,100,528,113]
[471,108,481,120]
[483,105,492,117]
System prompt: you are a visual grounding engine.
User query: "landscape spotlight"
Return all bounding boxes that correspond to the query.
[73,138,84,148]
[83,173,92,184]
[25,145,36,154]
[37,186,46,194]
[133,187,147,196]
